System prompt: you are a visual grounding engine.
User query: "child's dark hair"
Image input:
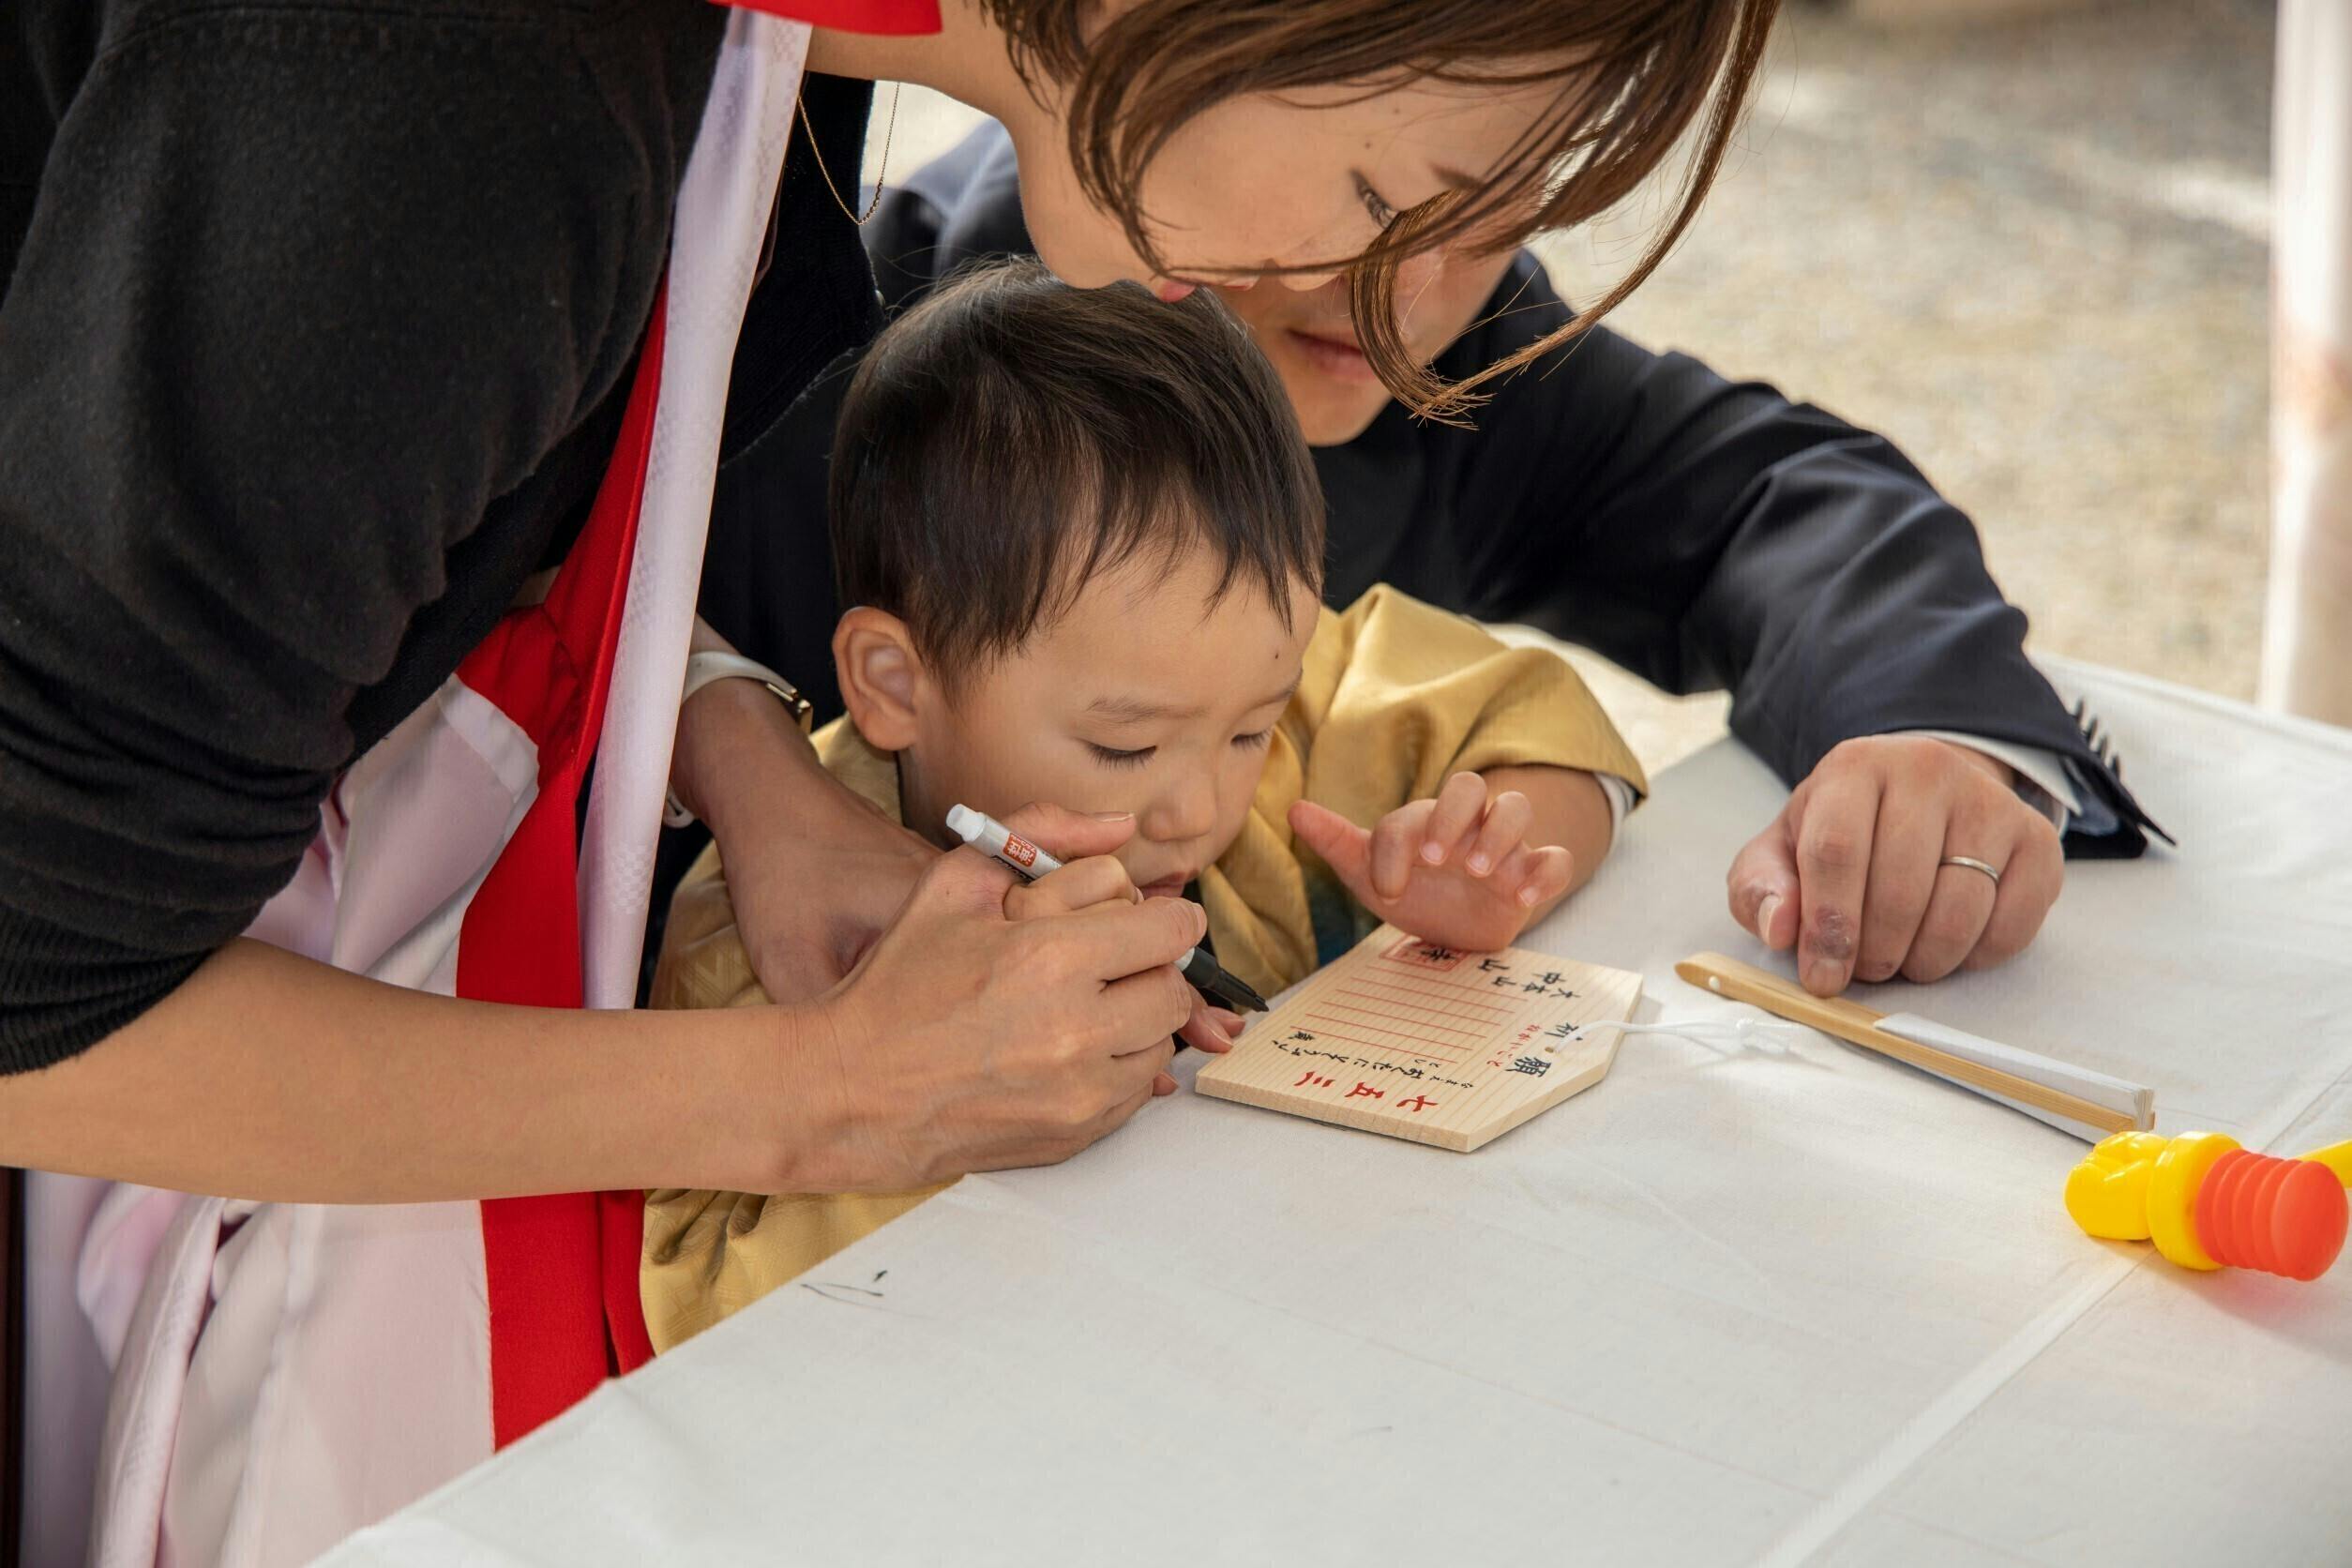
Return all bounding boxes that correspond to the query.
[828,258,1325,680]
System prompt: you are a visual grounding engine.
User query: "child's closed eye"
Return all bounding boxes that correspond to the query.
[1233,729,1274,752]
[1086,743,1156,769]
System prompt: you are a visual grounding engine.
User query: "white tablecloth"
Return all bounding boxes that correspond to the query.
[325,659,2352,1567]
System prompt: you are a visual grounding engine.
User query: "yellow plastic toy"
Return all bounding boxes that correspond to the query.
[2066,1133,2352,1280]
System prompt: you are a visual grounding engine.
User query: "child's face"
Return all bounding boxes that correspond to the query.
[893,550,1321,897]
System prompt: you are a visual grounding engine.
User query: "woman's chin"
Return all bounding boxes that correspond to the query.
[1290,385,1395,447]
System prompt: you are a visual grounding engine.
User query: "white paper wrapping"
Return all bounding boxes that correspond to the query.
[1872,1011,2154,1143]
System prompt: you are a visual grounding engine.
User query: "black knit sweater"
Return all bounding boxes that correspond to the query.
[0,0,879,1070]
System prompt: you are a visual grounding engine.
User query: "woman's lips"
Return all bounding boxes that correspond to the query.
[1154,280,1199,303]
[1284,326,1383,385]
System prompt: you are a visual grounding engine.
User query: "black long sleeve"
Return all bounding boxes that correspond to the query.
[0,0,725,1071]
[1365,259,2157,852]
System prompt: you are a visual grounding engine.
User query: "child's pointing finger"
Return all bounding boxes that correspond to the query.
[1286,799,1375,900]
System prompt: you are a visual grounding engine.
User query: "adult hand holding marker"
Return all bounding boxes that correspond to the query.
[806,801,1217,1189]
[950,804,1270,1017]
[939,802,1247,1092]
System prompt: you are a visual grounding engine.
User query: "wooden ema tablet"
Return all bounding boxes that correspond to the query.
[1195,925,1642,1153]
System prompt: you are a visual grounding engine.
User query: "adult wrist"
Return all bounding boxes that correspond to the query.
[1937,739,2016,789]
[672,672,822,839]
[695,998,862,1195]
[665,655,810,828]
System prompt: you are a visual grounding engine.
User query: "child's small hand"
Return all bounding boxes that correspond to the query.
[1288,772,1576,954]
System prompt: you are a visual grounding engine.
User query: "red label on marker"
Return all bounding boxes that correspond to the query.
[1003,834,1038,869]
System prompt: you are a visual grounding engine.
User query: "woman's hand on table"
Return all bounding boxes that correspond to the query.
[774,801,1207,1192]
[1725,735,2064,995]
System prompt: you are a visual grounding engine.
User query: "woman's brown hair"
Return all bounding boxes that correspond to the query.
[980,0,1780,422]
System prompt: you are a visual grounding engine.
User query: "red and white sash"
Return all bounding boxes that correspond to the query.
[34,15,812,1566]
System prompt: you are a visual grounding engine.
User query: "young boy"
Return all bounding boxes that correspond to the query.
[643,260,1646,1349]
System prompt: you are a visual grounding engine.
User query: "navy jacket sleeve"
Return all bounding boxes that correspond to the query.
[1410,259,2160,856]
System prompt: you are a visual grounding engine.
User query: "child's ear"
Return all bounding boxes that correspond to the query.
[833,607,927,752]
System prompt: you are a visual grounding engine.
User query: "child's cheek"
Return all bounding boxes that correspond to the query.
[1204,756,1263,864]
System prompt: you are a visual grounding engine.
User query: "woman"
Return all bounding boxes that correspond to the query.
[0,0,1774,1560]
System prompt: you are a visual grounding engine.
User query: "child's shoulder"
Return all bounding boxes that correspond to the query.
[1299,581,1530,703]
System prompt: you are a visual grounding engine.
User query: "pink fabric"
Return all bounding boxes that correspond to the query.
[88,677,542,1568]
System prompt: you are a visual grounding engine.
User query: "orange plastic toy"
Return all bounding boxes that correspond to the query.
[2064,1133,2352,1281]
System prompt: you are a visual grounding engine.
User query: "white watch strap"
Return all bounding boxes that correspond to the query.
[680,650,793,708]
[664,651,808,828]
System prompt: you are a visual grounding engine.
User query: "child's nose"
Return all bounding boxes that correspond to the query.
[1147,776,1219,843]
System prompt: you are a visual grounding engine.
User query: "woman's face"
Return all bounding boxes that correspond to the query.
[1214,246,1518,446]
[999,74,1560,302]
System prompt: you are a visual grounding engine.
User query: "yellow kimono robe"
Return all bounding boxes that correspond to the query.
[642,584,1646,1349]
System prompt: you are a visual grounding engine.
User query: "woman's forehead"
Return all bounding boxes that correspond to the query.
[1238,74,1566,167]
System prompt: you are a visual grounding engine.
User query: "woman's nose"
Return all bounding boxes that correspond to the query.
[1277,268,1345,292]
[1393,248,1445,298]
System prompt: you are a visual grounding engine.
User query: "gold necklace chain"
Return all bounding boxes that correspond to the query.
[796,80,901,226]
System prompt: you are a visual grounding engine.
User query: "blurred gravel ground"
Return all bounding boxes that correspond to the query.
[868,0,2272,776]
[1539,0,2271,766]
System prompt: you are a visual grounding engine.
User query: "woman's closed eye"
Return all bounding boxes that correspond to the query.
[1354,173,1398,232]
[1086,742,1156,769]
